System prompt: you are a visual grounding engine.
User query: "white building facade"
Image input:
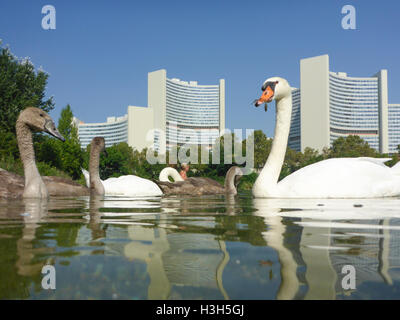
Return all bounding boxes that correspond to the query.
[289,55,400,154]
[149,69,225,152]
[77,70,225,152]
[77,115,128,149]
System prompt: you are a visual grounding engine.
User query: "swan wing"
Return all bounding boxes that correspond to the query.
[277,158,400,198]
[81,168,90,187]
[391,161,400,175]
[103,175,162,197]
[154,177,224,195]
[0,170,24,199]
[43,176,89,196]
[357,157,391,167]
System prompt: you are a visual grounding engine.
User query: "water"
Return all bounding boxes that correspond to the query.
[1,192,400,300]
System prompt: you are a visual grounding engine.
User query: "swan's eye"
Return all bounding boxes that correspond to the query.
[40,113,44,117]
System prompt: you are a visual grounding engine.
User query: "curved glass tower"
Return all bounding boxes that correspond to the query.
[77,70,225,153]
[329,72,379,150]
[293,54,399,154]
[149,70,225,152]
[166,78,221,149]
[77,115,128,149]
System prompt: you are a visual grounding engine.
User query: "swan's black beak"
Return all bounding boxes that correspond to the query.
[44,120,65,142]
[254,100,268,111]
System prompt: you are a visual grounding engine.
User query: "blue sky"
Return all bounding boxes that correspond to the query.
[1,0,399,137]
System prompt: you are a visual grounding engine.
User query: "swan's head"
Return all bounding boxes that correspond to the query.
[225,166,244,193]
[254,77,291,110]
[233,167,243,188]
[17,107,65,141]
[91,137,107,157]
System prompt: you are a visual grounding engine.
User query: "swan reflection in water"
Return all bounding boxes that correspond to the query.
[106,196,232,299]
[252,197,400,299]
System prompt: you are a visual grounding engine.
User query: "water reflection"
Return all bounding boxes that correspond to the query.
[0,194,399,299]
[252,198,400,299]
[253,198,300,299]
[15,199,48,278]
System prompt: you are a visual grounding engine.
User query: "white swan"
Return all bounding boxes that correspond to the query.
[82,168,162,197]
[252,77,400,198]
[159,167,184,182]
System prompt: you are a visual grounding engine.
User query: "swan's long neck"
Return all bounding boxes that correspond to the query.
[224,167,239,195]
[89,147,104,195]
[253,95,292,196]
[16,120,48,198]
[159,167,183,182]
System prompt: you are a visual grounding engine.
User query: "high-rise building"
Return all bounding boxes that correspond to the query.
[76,115,128,149]
[288,88,301,151]
[388,104,400,153]
[148,69,225,152]
[289,55,400,154]
[76,70,225,152]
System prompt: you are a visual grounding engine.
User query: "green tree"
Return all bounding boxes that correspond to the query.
[0,43,54,134]
[100,142,133,180]
[328,135,378,158]
[250,130,272,170]
[35,104,83,179]
[0,131,19,159]
[57,105,83,179]
[0,42,55,160]
[130,147,166,180]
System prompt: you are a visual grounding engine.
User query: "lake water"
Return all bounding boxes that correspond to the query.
[1,192,400,300]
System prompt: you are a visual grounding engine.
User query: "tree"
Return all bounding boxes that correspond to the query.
[58,104,76,138]
[100,142,133,180]
[57,105,84,179]
[328,135,378,158]
[0,131,19,159]
[35,104,83,179]
[0,43,54,134]
[251,130,272,171]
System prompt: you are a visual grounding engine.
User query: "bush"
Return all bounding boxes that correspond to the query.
[0,156,24,176]
[36,162,71,178]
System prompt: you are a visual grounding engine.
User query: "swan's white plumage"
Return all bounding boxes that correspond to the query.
[81,169,162,197]
[82,168,90,187]
[392,161,400,175]
[102,175,162,197]
[275,158,400,198]
[252,77,400,199]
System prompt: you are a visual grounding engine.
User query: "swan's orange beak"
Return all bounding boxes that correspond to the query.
[255,86,274,108]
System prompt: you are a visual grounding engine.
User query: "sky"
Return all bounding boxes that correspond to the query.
[1,0,400,138]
